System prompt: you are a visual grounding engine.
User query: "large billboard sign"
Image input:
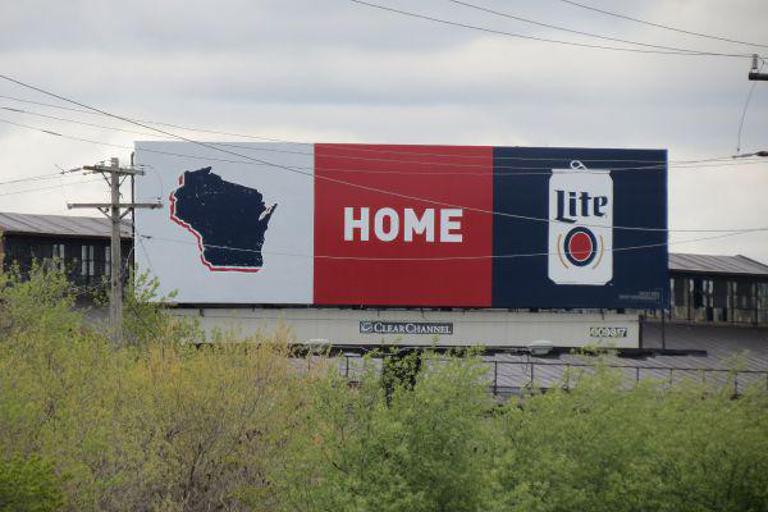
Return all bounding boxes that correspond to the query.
[134,142,667,308]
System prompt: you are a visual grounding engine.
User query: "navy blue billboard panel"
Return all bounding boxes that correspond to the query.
[492,147,668,309]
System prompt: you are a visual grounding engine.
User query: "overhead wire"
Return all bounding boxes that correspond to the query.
[0,171,67,187]
[0,95,761,168]
[445,0,742,55]
[344,0,756,58]
[2,105,766,174]
[2,113,766,234]
[0,178,102,197]
[0,75,765,234]
[138,229,768,262]
[553,0,768,49]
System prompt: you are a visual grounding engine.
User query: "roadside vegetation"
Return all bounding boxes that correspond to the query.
[1,267,767,511]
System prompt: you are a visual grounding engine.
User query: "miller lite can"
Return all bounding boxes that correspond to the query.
[548,161,613,286]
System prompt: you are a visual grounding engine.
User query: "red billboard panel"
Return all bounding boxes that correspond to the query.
[314,144,494,307]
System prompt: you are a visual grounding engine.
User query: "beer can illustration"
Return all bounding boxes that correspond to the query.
[548,161,613,286]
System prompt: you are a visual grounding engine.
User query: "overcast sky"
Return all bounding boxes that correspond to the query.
[1,0,766,261]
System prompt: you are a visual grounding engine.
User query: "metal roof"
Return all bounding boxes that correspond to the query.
[669,252,768,277]
[0,212,131,239]
[485,323,768,395]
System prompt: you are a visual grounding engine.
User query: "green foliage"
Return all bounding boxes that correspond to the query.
[494,367,768,512]
[0,268,306,511]
[0,267,767,511]
[277,352,497,512]
[0,456,64,512]
[121,270,200,346]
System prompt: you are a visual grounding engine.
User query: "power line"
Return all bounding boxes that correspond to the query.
[3,113,768,233]
[0,95,762,168]
[0,171,66,187]
[446,0,739,55]
[0,166,82,187]
[3,105,766,173]
[0,74,764,233]
[2,116,765,194]
[554,0,768,50]
[345,0,755,58]
[0,109,678,173]
[0,178,101,197]
[139,229,768,262]
[0,109,765,234]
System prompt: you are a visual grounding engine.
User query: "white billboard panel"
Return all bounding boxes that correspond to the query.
[134,141,313,303]
[170,309,640,349]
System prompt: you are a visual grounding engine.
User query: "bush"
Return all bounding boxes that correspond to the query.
[0,456,63,512]
[1,267,767,511]
[276,351,497,512]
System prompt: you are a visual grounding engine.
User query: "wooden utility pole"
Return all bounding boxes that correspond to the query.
[68,157,161,343]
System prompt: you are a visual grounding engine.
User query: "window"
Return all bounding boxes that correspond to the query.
[52,243,66,272]
[81,245,95,277]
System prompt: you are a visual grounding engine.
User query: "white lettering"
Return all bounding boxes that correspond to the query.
[344,207,369,241]
[374,208,399,242]
[403,208,435,242]
[343,207,463,242]
[440,209,463,243]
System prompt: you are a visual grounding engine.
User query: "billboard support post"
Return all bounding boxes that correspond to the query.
[68,158,161,344]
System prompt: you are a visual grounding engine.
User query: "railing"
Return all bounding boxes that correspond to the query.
[331,354,768,397]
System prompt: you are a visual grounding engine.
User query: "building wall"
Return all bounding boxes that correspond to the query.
[662,272,768,326]
[1,234,132,289]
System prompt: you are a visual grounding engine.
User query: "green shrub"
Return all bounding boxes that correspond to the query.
[1,267,767,511]
[0,456,63,512]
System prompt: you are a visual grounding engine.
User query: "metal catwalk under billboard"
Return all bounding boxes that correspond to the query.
[134,142,667,308]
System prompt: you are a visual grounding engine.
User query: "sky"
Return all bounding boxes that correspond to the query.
[0,0,766,262]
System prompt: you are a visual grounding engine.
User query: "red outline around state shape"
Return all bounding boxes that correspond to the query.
[169,173,261,273]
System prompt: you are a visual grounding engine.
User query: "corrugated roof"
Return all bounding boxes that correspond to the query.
[0,212,131,239]
[669,252,768,277]
[486,323,768,394]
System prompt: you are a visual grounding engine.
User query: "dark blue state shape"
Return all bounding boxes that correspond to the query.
[170,167,277,271]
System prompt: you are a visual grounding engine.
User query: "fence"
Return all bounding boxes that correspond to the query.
[330,354,768,398]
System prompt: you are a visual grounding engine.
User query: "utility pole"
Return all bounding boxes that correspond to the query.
[749,54,768,81]
[68,157,161,343]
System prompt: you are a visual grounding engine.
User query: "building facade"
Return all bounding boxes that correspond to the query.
[665,253,768,326]
[0,212,132,289]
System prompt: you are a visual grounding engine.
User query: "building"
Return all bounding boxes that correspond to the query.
[666,253,768,326]
[0,212,132,288]
[1,211,767,328]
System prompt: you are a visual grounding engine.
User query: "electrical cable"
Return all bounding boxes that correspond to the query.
[0,106,678,171]
[0,171,66,187]
[1,74,765,233]
[0,96,759,167]
[4,114,767,233]
[446,0,742,55]
[0,178,102,197]
[138,229,768,262]
[554,0,768,49]
[344,0,756,58]
[0,165,82,187]
[2,110,766,179]
[0,96,764,234]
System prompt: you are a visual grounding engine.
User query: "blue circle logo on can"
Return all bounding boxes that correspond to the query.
[563,227,598,267]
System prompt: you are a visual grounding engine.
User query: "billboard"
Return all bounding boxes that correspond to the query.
[134,142,667,308]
